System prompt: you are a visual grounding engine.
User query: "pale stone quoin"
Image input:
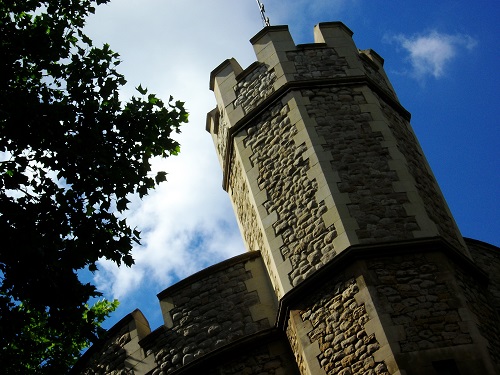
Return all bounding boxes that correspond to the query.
[72,22,499,375]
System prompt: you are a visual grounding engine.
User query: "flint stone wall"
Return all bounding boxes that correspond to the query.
[234,100,338,288]
[205,340,299,375]
[461,239,500,368]
[289,277,389,375]
[151,255,271,373]
[304,86,420,243]
[368,253,473,353]
[377,95,465,252]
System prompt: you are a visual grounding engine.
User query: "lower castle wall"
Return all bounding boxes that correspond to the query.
[72,241,499,375]
[204,339,299,375]
[73,252,283,375]
[461,239,500,369]
[73,310,154,375]
[287,275,390,375]
[365,248,498,374]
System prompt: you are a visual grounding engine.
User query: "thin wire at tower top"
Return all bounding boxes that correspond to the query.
[255,0,271,27]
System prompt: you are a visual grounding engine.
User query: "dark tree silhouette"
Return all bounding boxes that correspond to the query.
[0,1,188,372]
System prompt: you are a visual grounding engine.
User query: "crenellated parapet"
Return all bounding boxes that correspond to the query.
[71,309,155,374]
[72,252,300,375]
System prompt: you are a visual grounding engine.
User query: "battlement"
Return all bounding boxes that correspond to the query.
[207,22,398,136]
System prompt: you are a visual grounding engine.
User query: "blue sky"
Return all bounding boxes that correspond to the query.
[83,0,499,330]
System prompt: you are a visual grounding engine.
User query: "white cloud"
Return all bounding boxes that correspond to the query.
[390,31,477,79]
[83,0,259,300]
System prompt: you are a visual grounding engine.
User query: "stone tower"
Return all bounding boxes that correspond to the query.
[206,22,499,374]
[73,22,499,375]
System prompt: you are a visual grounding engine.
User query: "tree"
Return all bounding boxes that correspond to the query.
[0,0,188,373]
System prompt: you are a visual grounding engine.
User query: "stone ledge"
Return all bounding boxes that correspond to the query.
[153,327,286,375]
[70,309,151,374]
[276,237,489,331]
[219,75,411,192]
[157,251,260,300]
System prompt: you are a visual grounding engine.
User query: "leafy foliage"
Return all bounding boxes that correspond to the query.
[3,299,119,373]
[0,0,187,373]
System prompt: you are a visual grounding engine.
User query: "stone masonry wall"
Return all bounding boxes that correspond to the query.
[377,95,465,252]
[285,43,395,99]
[206,341,299,375]
[286,321,309,375]
[456,265,500,369]
[151,259,270,373]
[74,310,154,375]
[80,324,133,375]
[215,107,229,167]
[466,239,500,313]
[461,240,500,368]
[304,86,420,243]
[289,277,390,375]
[229,151,266,254]
[236,100,338,287]
[234,63,277,115]
[228,151,276,292]
[358,55,395,98]
[286,46,348,80]
[367,253,472,352]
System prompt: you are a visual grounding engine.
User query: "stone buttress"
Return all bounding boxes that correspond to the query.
[207,22,499,375]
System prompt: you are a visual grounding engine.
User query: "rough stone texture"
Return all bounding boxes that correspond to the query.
[238,102,338,287]
[456,266,500,368]
[377,95,464,252]
[286,46,395,101]
[305,87,419,242]
[229,151,266,254]
[291,278,389,375]
[152,262,270,373]
[466,239,500,313]
[462,239,500,368]
[234,63,277,114]
[79,325,133,375]
[286,320,309,375]
[368,253,472,352]
[215,107,229,166]
[205,341,298,375]
[358,54,395,97]
[287,47,348,80]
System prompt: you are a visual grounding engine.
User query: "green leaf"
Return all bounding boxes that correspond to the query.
[148,94,159,105]
[116,198,130,212]
[155,171,167,184]
[170,145,181,156]
[136,84,147,95]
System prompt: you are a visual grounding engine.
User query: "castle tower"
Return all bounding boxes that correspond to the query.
[207,22,499,374]
[73,22,499,375]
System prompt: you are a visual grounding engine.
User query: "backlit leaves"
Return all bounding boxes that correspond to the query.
[0,0,187,373]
